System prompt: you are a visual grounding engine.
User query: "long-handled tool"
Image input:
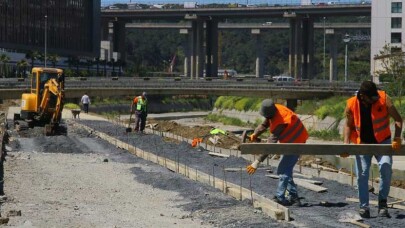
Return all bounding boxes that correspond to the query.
[125,112,133,133]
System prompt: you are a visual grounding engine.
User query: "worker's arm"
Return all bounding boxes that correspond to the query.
[252,119,269,137]
[247,123,286,175]
[386,96,403,138]
[344,105,354,144]
[130,97,138,112]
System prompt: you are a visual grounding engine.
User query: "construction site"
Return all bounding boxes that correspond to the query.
[1,97,405,228]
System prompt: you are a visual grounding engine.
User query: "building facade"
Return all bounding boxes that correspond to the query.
[0,0,100,57]
[371,0,404,83]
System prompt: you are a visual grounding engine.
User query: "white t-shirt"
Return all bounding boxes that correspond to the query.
[81,95,90,104]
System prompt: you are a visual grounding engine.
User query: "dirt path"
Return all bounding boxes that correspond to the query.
[1,118,286,227]
[2,152,211,227]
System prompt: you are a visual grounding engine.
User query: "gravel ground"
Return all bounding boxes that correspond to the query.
[76,119,405,228]
[2,120,291,227]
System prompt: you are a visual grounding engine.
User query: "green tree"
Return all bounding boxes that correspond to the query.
[25,50,40,70]
[0,53,10,78]
[16,59,29,78]
[374,44,405,102]
[48,53,60,68]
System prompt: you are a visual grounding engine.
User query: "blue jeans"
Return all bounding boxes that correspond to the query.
[355,138,392,209]
[276,154,299,200]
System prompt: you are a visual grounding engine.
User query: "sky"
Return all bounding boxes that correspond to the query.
[101,0,369,7]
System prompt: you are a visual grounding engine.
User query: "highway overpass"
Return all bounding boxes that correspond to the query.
[0,77,359,101]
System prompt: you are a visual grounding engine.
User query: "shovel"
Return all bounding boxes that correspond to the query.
[125,112,133,133]
[338,210,370,228]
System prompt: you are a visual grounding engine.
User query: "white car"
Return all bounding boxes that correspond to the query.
[272,76,295,82]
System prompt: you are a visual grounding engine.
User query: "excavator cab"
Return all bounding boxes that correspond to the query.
[18,67,65,135]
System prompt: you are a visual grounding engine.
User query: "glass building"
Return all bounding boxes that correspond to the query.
[0,0,100,57]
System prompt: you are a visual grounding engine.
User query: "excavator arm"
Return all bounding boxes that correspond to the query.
[38,77,65,135]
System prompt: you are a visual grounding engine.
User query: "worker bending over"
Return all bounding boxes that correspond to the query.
[130,92,148,133]
[344,80,402,218]
[246,99,308,206]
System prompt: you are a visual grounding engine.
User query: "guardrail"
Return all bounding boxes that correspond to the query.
[0,77,359,94]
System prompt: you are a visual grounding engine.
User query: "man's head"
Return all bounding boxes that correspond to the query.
[142,91,147,97]
[358,80,379,104]
[259,99,276,118]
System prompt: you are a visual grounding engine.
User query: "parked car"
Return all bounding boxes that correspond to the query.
[272,76,295,82]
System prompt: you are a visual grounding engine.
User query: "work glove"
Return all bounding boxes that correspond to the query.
[392,137,402,152]
[246,160,260,175]
[249,134,257,142]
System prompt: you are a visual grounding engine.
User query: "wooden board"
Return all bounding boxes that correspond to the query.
[346,197,405,210]
[240,143,405,156]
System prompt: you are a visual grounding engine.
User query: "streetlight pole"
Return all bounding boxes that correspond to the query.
[44,15,47,68]
[323,17,326,80]
[343,33,351,82]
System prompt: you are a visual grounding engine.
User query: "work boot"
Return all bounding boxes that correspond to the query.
[378,199,391,218]
[272,196,289,206]
[359,208,370,219]
[288,196,302,207]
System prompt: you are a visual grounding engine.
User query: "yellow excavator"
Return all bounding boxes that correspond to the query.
[15,67,65,135]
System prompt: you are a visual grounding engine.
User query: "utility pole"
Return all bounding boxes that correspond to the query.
[44,15,48,68]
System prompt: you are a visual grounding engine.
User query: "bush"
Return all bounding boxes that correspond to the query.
[64,103,81,109]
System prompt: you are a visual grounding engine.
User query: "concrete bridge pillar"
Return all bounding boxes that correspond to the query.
[302,18,314,80]
[205,20,218,78]
[294,18,303,80]
[180,29,191,78]
[101,19,109,40]
[286,99,298,112]
[196,20,204,79]
[328,31,338,81]
[113,20,126,62]
[252,29,264,78]
[288,18,297,77]
[190,21,197,79]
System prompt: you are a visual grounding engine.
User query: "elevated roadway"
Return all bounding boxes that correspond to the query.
[0,77,359,100]
[125,22,370,29]
[101,5,371,19]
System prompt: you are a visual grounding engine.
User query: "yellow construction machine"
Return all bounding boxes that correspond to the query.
[15,67,65,135]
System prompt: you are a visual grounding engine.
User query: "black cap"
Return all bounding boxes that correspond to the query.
[358,81,379,98]
[259,99,276,118]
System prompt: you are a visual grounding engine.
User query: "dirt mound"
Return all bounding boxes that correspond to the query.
[148,119,241,149]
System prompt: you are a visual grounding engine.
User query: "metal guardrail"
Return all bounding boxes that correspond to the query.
[0,77,359,95]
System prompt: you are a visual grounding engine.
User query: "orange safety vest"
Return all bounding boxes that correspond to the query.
[269,104,308,143]
[347,90,391,144]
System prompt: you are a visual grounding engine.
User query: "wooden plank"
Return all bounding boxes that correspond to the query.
[294,178,323,185]
[294,179,328,193]
[240,143,405,155]
[346,198,405,210]
[310,164,338,173]
[265,175,327,192]
[208,152,230,158]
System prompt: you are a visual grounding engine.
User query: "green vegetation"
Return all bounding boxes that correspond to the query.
[205,114,252,127]
[64,103,81,109]
[214,96,262,111]
[308,129,341,141]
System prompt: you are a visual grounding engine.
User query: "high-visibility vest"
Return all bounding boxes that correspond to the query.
[269,104,308,143]
[347,90,391,144]
[135,96,147,111]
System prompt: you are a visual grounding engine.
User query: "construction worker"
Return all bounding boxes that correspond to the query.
[246,99,308,206]
[130,91,148,133]
[344,80,402,218]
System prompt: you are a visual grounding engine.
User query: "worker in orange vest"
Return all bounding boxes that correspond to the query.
[344,80,402,218]
[130,92,148,133]
[246,99,308,206]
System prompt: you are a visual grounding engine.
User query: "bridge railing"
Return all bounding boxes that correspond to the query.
[0,77,359,94]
